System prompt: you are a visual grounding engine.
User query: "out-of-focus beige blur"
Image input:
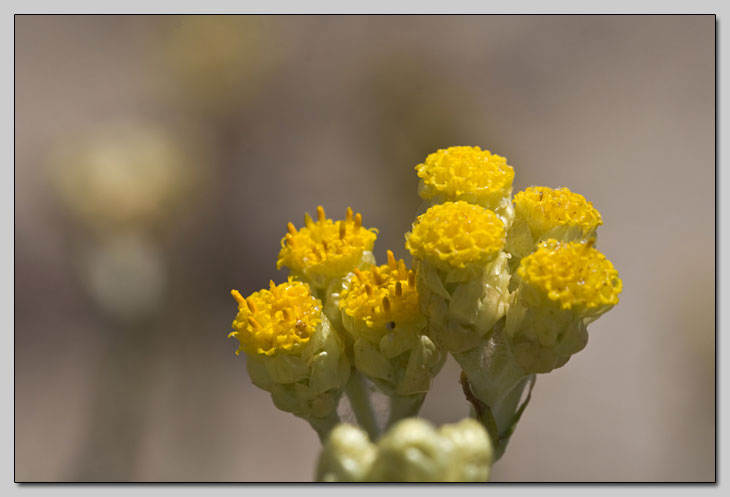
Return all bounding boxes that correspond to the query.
[15,15,714,482]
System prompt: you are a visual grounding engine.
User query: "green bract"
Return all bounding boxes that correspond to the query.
[416,253,511,353]
[245,315,350,424]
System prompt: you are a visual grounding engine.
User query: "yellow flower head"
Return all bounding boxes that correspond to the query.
[406,201,505,270]
[339,250,421,330]
[415,146,515,205]
[513,186,603,238]
[229,277,322,356]
[277,206,378,282]
[517,239,622,312]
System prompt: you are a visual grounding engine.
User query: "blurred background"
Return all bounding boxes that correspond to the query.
[14,15,714,482]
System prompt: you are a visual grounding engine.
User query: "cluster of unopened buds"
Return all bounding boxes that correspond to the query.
[228,146,622,482]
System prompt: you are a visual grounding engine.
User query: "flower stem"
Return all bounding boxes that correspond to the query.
[344,370,381,441]
[453,322,533,459]
[308,410,342,444]
[386,393,426,430]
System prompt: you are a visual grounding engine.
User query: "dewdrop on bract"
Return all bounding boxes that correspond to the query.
[405,201,511,352]
[415,146,515,225]
[277,206,377,293]
[228,278,350,437]
[505,239,622,374]
[506,186,603,272]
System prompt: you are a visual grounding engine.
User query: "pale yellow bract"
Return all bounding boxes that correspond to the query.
[415,146,514,201]
[277,206,377,279]
[406,202,505,269]
[513,186,602,237]
[517,239,622,311]
[339,251,421,330]
[229,277,322,356]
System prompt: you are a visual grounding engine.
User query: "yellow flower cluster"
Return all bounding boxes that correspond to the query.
[229,277,322,356]
[277,206,377,282]
[415,146,514,205]
[227,143,624,455]
[513,186,602,238]
[517,239,622,311]
[339,251,421,331]
[406,201,505,270]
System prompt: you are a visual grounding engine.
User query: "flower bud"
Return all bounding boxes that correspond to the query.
[414,146,515,225]
[438,418,494,482]
[316,424,377,482]
[365,418,452,482]
[277,206,377,294]
[338,253,445,397]
[364,418,493,482]
[506,186,602,272]
[406,202,511,352]
[505,239,622,373]
[229,278,350,432]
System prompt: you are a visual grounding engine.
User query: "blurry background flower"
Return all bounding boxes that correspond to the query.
[48,120,199,235]
[15,14,714,481]
[146,15,284,119]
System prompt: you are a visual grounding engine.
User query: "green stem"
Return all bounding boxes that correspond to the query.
[386,393,426,430]
[490,376,529,435]
[453,323,532,459]
[345,370,381,441]
[308,410,342,444]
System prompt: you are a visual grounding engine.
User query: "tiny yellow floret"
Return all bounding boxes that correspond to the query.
[277,206,377,278]
[229,277,322,356]
[513,186,602,237]
[406,201,505,269]
[415,146,514,202]
[517,239,622,311]
[340,253,421,330]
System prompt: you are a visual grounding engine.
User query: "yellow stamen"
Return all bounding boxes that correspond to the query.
[231,289,245,305]
[387,250,396,269]
[317,205,326,223]
[371,266,383,285]
[246,298,257,313]
[382,296,391,314]
[398,259,407,281]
